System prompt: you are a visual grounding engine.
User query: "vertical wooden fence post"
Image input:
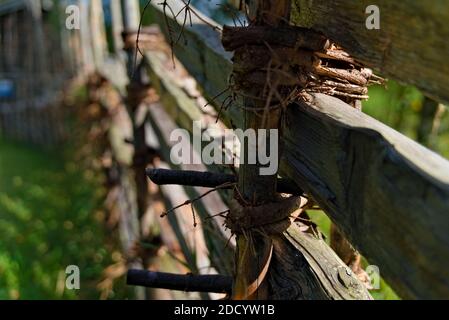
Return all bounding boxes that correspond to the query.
[110,0,125,55]
[232,0,292,300]
[59,0,74,75]
[79,0,95,74]
[90,0,108,69]
[28,0,48,86]
[117,0,149,299]
[121,0,156,300]
[121,0,140,73]
[121,0,151,223]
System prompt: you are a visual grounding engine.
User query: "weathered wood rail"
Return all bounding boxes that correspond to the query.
[290,0,449,106]
[148,0,449,299]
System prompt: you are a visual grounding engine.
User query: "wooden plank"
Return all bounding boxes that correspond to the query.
[97,66,211,298]
[148,0,239,128]
[156,163,216,284]
[147,102,235,277]
[78,0,95,74]
[106,93,146,300]
[110,0,124,54]
[282,93,449,299]
[90,0,108,68]
[142,28,372,300]
[139,29,231,247]
[232,0,290,300]
[148,1,449,299]
[291,0,449,105]
[121,0,140,31]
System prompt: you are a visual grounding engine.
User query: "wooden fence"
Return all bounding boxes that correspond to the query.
[0,0,109,145]
[136,0,449,299]
[0,0,67,145]
[3,0,448,300]
[80,0,449,300]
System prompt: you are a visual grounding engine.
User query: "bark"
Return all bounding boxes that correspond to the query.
[231,0,290,300]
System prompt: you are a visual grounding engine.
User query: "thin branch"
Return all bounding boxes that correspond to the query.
[190,204,197,227]
[160,181,236,218]
[205,209,231,221]
[133,0,153,79]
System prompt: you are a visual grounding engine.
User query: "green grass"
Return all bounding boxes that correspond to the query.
[364,82,449,159]
[0,139,123,299]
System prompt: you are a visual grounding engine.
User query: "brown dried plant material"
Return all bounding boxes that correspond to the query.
[228,196,308,299]
[221,1,375,300]
[222,26,384,110]
[226,196,307,235]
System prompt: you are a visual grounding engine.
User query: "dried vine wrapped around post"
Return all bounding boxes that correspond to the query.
[221,0,375,300]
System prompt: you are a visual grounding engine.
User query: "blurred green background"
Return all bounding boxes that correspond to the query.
[0,136,131,299]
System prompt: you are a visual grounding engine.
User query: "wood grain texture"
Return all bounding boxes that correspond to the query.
[231,0,288,300]
[291,0,449,105]
[147,102,235,277]
[148,0,449,298]
[148,1,449,298]
[149,0,239,128]
[148,96,372,300]
[270,224,371,300]
[142,21,372,299]
[281,93,449,299]
[109,0,124,54]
